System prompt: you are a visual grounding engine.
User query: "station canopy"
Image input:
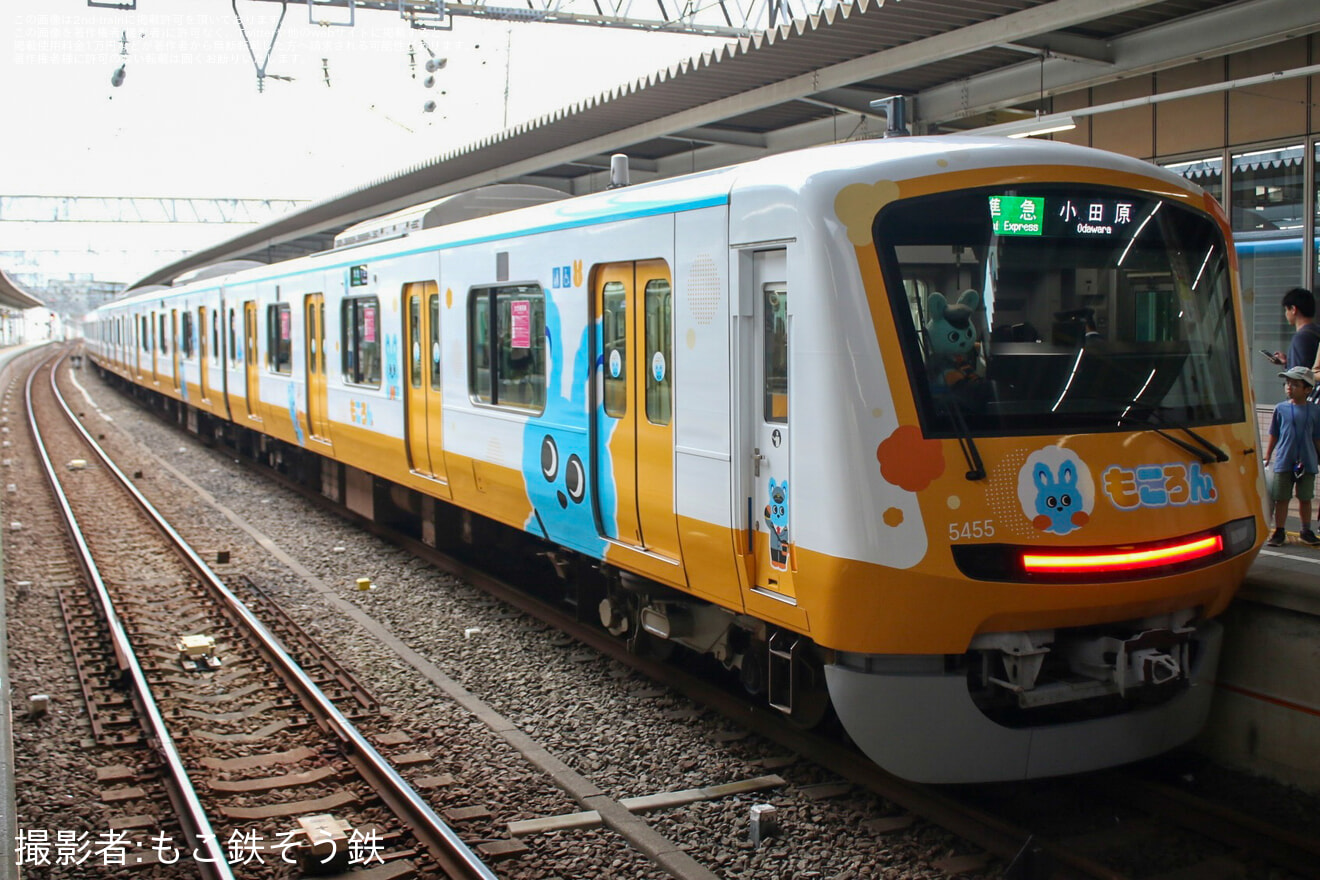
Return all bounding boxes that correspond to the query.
[0,268,43,310]
[130,0,1315,290]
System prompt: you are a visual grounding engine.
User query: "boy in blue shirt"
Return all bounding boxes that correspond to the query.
[1264,366,1320,546]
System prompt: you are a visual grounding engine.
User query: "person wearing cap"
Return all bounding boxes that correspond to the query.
[1263,365,1320,546]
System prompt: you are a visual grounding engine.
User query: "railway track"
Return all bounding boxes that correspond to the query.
[22,350,498,879]
[195,408,1318,880]
[192,421,1320,880]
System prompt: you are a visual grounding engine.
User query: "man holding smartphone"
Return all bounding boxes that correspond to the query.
[1266,288,1320,383]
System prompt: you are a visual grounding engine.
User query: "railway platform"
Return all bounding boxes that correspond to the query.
[1200,520,1320,791]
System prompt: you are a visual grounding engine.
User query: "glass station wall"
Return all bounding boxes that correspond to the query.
[1046,37,1318,412]
[1163,142,1315,410]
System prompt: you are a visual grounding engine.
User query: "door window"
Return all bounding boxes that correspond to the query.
[430,293,441,391]
[645,278,672,425]
[602,281,627,418]
[409,296,423,389]
[764,286,788,423]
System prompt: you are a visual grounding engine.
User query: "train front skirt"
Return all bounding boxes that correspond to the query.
[825,620,1223,783]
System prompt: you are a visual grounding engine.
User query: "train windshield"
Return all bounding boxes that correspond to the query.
[876,185,1244,436]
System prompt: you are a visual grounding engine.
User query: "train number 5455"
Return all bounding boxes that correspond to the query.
[949,520,995,540]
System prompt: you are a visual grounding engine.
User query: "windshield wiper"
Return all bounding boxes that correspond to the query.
[1114,412,1218,465]
[1169,424,1229,463]
[940,396,987,481]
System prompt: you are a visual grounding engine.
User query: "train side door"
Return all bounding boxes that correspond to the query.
[171,309,181,391]
[198,306,210,403]
[134,315,143,379]
[150,311,159,382]
[750,250,795,600]
[592,261,680,559]
[304,293,330,441]
[213,306,230,419]
[403,281,445,480]
[224,304,239,420]
[243,300,261,422]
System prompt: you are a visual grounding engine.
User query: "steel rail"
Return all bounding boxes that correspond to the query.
[336,515,1117,880]
[46,353,498,880]
[235,436,1116,878]
[26,354,236,880]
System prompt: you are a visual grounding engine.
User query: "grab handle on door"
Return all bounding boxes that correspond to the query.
[752,447,765,477]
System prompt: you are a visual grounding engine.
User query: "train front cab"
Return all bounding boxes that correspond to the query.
[803,155,1264,782]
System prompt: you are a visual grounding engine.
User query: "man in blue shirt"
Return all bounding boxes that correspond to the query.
[1264,365,1320,546]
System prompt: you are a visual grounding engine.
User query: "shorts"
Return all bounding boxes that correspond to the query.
[1271,470,1316,502]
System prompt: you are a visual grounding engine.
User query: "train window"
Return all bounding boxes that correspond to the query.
[142,316,149,352]
[645,278,672,425]
[763,286,788,423]
[602,281,627,418]
[228,309,238,364]
[875,184,1245,435]
[471,294,491,401]
[266,303,292,374]
[408,294,422,389]
[342,296,381,387]
[430,293,441,391]
[467,284,545,412]
[158,314,168,355]
[211,311,220,364]
[181,311,194,358]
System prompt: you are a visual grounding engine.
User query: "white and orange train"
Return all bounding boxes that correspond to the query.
[88,137,1265,782]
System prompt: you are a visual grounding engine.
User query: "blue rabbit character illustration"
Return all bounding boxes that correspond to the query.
[1031,461,1090,535]
[764,478,790,570]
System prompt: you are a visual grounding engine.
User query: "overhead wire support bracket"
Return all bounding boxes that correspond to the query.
[401,0,452,29]
[309,0,356,26]
[248,0,781,37]
[234,0,291,92]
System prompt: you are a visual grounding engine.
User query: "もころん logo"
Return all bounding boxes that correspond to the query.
[1017,447,1094,536]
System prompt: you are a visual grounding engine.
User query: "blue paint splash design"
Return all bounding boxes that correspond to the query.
[522,295,615,559]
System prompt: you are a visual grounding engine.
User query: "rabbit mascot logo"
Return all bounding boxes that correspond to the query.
[1017,447,1094,536]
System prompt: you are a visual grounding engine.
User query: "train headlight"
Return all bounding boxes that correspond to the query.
[1221,516,1257,556]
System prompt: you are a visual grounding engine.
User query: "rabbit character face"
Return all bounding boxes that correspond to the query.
[1032,461,1090,535]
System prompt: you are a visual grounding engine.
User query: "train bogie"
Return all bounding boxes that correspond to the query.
[87,137,1265,782]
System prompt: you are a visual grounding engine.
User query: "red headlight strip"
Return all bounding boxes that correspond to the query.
[1022,535,1224,574]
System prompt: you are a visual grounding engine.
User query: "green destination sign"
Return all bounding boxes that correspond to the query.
[989,196,1044,236]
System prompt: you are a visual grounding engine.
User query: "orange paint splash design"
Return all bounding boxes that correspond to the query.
[877,425,944,492]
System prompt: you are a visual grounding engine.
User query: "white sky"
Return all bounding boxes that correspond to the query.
[2,2,733,201]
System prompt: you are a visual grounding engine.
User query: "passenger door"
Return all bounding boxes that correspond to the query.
[592,260,680,559]
[198,306,211,403]
[403,282,446,480]
[304,293,330,441]
[244,301,261,422]
[150,312,159,383]
[134,315,143,380]
[750,250,795,600]
[171,309,181,392]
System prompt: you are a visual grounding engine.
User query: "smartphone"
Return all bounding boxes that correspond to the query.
[1260,349,1279,362]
